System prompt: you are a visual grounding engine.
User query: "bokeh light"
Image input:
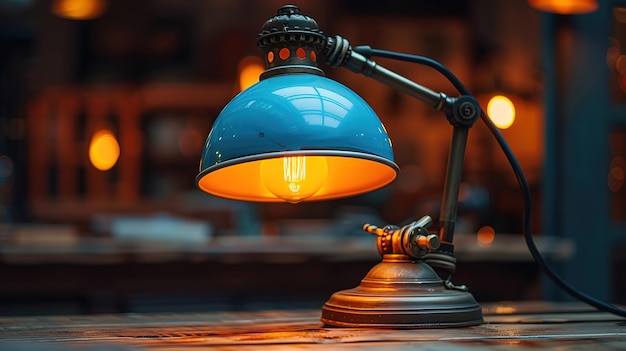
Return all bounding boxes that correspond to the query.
[528,0,598,15]
[487,95,516,129]
[477,226,496,248]
[89,129,120,171]
[51,0,107,20]
[238,56,265,91]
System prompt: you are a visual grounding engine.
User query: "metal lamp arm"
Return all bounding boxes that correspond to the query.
[323,35,480,126]
[322,34,481,279]
[321,31,626,317]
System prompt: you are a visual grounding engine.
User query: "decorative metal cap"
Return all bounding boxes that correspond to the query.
[257,5,327,79]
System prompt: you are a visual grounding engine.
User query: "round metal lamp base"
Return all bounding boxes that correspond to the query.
[321,254,483,328]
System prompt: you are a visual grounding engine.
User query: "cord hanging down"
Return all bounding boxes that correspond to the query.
[355,46,626,318]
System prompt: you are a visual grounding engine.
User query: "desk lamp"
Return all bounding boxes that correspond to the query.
[196,5,483,328]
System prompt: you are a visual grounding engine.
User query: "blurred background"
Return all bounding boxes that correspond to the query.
[0,0,624,316]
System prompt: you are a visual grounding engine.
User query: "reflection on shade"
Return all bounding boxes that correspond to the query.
[273,86,352,128]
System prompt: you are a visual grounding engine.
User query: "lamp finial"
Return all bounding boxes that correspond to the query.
[257,5,327,79]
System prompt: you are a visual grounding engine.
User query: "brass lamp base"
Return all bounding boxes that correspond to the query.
[321,254,483,328]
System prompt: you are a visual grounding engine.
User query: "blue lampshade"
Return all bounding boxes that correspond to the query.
[196,73,398,203]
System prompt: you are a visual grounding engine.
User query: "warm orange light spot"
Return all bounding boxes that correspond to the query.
[296,47,306,59]
[528,0,598,14]
[311,50,317,62]
[495,306,518,314]
[477,226,496,247]
[51,0,107,20]
[260,156,328,203]
[238,56,265,91]
[279,48,290,60]
[487,95,515,129]
[267,51,274,63]
[89,129,120,171]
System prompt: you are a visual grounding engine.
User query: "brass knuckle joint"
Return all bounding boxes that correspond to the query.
[367,215,439,259]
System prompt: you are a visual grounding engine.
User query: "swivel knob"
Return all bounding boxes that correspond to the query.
[414,233,440,251]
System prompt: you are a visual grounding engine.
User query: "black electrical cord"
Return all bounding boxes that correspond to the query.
[354,46,626,317]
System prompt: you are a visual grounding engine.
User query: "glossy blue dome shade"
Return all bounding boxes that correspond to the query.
[196,73,398,203]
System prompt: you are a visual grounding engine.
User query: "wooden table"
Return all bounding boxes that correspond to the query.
[0,301,624,350]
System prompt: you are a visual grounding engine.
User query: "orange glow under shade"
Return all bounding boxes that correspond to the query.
[197,155,397,202]
[260,155,328,203]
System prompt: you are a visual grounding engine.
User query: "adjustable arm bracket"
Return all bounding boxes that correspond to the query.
[324,35,481,129]
[323,34,481,279]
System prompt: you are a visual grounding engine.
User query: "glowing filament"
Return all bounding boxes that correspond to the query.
[260,156,328,203]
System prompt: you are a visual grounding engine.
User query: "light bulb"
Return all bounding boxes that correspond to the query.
[260,155,328,203]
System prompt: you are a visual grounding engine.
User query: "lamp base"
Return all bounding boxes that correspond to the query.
[321,254,483,328]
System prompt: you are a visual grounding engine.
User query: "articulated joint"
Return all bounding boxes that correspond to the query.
[364,215,440,260]
[445,95,481,128]
[323,35,351,68]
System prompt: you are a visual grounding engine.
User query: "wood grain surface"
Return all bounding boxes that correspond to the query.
[0,302,624,350]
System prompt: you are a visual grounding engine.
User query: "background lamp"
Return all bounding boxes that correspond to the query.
[196,5,484,327]
[527,0,598,14]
